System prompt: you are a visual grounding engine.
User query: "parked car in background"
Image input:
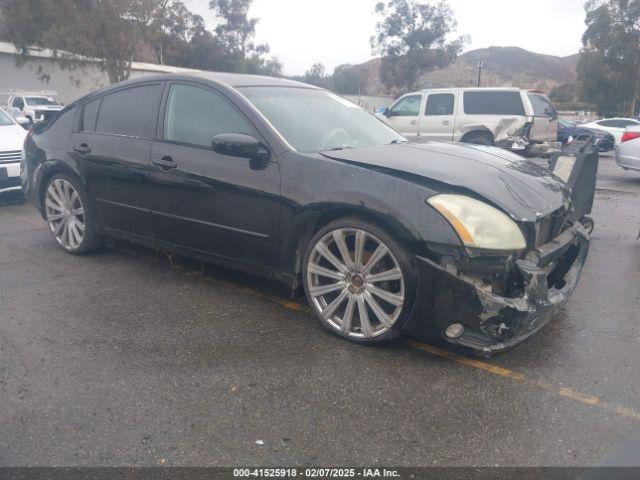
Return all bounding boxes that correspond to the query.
[7,91,64,125]
[377,88,558,154]
[0,107,28,194]
[580,117,640,145]
[615,125,640,172]
[557,118,615,152]
[22,73,589,354]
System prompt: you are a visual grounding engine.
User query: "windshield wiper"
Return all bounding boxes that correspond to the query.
[325,146,353,151]
[390,139,407,144]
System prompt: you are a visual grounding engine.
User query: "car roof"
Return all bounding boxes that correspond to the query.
[73,72,319,106]
[596,117,640,122]
[189,71,314,88]
[410,87,522,94]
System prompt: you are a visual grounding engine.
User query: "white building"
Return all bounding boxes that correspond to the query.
[0,42,202,106]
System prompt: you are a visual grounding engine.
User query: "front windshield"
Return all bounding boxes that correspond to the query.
[0,109,14,126]
[240,87,405,153]
[26,97,59,106]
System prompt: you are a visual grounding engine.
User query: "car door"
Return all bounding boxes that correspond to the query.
[149,82,281,268]
[383,94,423,141]
[419,92,456,141]
[71,82,164,241]
[526,92,558,142]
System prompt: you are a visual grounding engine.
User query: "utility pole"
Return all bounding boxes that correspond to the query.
[476,58,483,87]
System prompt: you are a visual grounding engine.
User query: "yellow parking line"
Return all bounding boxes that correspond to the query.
[407,339,640,421]
[183,267,640,422]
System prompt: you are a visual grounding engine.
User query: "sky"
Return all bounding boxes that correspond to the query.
[185,0,587,76]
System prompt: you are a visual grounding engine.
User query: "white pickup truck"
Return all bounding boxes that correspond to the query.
[7,90,64,125]
[378,87,559,154]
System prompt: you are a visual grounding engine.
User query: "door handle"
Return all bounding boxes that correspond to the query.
[410,120,418,125]
[443,120,450,126]
[73,143,91,154]
[153,156,177,171]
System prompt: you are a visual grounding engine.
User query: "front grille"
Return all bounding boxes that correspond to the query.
[0,176,20,189]
[0,150,21,164]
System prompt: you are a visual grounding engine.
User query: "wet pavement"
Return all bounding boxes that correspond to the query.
[1,155,639,467]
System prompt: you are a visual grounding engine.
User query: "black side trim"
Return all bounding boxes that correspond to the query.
[95,197,269,239]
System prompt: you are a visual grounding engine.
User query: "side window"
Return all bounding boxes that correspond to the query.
[81,97,101,132]
[12,97,24,109]
[425,94,454,116]
[95,83,163,138]
[527,94,557,118]
[389,95,422,117]
[463,91,525,115]
[163,84,253,148]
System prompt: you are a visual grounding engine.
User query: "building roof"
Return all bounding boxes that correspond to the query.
[0,42,311,89]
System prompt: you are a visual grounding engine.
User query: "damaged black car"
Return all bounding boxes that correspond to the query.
[22,73,589,355]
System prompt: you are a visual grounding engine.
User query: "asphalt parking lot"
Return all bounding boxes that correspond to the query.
[1,154,640,467]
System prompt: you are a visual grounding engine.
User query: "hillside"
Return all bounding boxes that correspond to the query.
[353,46,578,96]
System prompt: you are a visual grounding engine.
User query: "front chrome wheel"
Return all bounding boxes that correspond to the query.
[306,228,405,339]
[45,178,86,250]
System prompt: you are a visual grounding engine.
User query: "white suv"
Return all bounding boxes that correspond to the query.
[7,91,64,125]
[378,88,558,153]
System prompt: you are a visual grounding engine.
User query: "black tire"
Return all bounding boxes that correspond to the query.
[462,132,493,146]
[302,216,418,345]
[43,173,104,254]
[580,216,595,235]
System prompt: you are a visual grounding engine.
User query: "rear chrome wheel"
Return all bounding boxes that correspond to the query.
[306,227,406,340]
[45,178,86,251]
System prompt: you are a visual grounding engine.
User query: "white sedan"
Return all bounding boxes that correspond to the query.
[615,125,640,172]
[0,107,28,194]
[581,117,640,145]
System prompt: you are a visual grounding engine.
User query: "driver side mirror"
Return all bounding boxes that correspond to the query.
[382,107,391,117]
[212,133,269,162]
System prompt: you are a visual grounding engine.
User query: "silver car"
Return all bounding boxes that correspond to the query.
[615,125,640,172]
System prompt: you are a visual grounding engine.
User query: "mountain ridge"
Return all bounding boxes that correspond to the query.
[351,46,578,96]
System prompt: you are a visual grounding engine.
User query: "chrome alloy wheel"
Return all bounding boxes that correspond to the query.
[45,179,85,250]
[306,228,405,339]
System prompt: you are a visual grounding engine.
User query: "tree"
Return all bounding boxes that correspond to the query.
[331,64,362,95]
[577,0,640,116]
[371,0,468,92]
[302,62,330,88]
[0,0,194,83]
[209,0,282,75]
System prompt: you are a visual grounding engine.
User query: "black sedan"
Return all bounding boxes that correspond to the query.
[22,73,589,355]
[558,118,615,151]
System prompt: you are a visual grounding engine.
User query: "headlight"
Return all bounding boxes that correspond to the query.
[427,194,526,250]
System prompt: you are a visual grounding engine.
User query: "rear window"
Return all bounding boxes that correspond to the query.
[463,91,525,115]
[597,119,639,128]
[95,83,163,138]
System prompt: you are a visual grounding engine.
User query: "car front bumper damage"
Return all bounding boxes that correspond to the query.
[404,223,589,356]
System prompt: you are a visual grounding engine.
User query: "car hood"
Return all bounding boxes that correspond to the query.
[0,124,27,151]
[321,142,570,222]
